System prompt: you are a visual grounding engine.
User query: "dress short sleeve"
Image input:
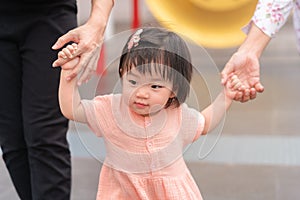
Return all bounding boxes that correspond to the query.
[81,94,113,137]
[193,112,205,141]
[180,103,205,144]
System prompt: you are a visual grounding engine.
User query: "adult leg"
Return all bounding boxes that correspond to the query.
[0,38,32,199]
[21,8,77,200]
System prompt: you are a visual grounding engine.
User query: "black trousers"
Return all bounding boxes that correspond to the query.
[0,4,77,200]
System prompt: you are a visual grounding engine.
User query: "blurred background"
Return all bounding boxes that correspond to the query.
[1,0,300,199]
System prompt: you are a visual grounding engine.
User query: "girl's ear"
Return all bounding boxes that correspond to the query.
[170,85,178,98]
[170,92,176,98]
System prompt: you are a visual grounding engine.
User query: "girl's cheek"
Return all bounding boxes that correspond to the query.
[122,88,135,104]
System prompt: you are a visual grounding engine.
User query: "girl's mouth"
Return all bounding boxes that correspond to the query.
[134,102,148,108]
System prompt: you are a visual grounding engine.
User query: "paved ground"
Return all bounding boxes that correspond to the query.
[1,158,300,200]
[1,1,300,200]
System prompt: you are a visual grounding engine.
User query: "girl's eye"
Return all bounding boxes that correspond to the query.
[128,80,137,85]
[151,84,163,89]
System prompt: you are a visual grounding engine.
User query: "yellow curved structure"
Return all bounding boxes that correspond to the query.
[145,0,258,48]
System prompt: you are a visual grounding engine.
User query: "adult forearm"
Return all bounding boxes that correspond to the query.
[87,0,114,31]
[238,23,271,58]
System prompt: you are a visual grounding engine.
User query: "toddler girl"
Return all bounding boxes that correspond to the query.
[58,27,241,200]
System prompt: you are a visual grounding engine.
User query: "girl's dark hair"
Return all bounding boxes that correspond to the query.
[119,27,193,108]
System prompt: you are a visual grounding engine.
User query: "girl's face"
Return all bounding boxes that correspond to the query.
[122,66,175,116]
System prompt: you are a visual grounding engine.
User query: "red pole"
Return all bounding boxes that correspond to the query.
[132,0,140,29]
[96,46,106,76]
[98,0,139,76]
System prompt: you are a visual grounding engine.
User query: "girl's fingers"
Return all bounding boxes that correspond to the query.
[230,75,244,90]
[71,43,78,51]
[58,51,67,59]
[58,43,78,59]
[228,74,259,102]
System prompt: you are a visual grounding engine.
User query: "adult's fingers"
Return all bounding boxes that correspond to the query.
[249,88,257,100]
[77,53,99,85]
[233,88,253,103]
[220,73,228,86]
[255,82,264,93]
[65,64,83,81]
[233,91,244,102]
[59,57,80,73]
[52,30,78,50]
[64,52,93,83]
[53,45,82,68]
[236,87,258,102]
[220,65,231,85]
[241,89,251,103]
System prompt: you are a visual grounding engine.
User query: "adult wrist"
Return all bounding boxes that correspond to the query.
[238,23,271,58]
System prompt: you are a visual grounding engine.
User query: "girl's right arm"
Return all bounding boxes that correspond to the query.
[201,75,241,134]
[59,58,87,123]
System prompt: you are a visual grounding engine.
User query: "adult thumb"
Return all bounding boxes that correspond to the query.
[255,82,264,93]
[52,33,74,50]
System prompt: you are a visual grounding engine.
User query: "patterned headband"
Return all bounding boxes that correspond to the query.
[127,29,143,51]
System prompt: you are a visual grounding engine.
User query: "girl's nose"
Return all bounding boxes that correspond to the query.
[136,86,149,98]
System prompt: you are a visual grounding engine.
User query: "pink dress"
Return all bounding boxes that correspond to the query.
[81,94,205,200]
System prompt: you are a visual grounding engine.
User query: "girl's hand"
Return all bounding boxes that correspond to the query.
[57,43,79,71]
[52,23,104,85]
[224,74,244,100]
[58,43,78,60]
